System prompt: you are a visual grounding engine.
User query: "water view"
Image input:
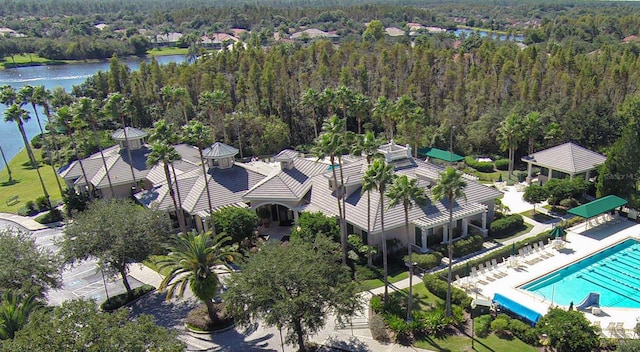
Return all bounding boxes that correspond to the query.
[0,54,186,170]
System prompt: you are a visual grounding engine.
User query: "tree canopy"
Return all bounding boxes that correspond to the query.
[2,299,185,352]
[59,198,170,298]
[536,308,599,352]
[0,228,61,299]
[224,236,362,352]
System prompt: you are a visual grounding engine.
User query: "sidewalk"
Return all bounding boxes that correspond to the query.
[0,212,48,231]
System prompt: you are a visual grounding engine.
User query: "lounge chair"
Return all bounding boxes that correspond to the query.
[615,322,626,338]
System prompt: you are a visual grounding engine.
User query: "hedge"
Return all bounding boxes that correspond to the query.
[439,229,552,280]
[404,252,443,271]
[422,274,471,308]
[100,284,155,311]
[489,214,524,238]
[35,208,63,224]
[494,159,510,171]
[432,235,485,259]
[464,156,495,173]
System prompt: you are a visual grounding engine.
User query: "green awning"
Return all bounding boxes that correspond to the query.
[567,195,627,218]
[418,147,464,162]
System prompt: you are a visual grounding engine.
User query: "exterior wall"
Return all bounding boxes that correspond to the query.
[101,183,134,199]
[483,200,495,224]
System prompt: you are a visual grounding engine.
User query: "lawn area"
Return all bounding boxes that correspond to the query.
[360,261,410,291]
[1,54,68,68]
[415,333,538,352]
[493,222,533,244]
[147,47,188,56]
[143,255,171,276]
[519,210,556,223]
[0,148,64,213]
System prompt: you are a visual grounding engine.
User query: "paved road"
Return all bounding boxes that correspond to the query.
[0,219,144,306]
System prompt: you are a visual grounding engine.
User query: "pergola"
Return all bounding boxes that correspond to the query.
[567,195,627,230]
[418,147,464,163]
[521,142,606,184]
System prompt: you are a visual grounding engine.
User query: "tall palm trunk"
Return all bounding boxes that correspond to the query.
[17,120,49,202]
[90,121,114,197]
[405,204,414,322]
[0,145,13,182]
[445,196,454,317]
[163,161,186,234]
[338,155,348,266]
[330,154,346,266]
[366,190,372,267]
[198,149,216,235]
[380,191,389,303]
[171,162,186,229]
[31,103,63,196]
[69,131,92,200]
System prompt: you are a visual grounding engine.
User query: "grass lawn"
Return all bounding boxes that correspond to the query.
[147,47,189,56]
[415,333,538,352]
[143,255,171,276]
[0,148,64,213]
[493,222,533,244]
[518,210,556,223]
[360,270,409,291]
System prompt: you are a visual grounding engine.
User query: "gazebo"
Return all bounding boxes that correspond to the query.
[521,142,607,184]
[567,195,627,230]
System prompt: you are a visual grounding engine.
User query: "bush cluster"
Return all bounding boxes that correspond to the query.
[494,159,510,171]
[422,274,471,308]
[489,214,524,238]
[464,156,495,173]
[433,235,485,259]
[559,197,579,208]
[404,252,443,271]
[35,208,63,224]
[474,313,539,344]
[100,284,155,311]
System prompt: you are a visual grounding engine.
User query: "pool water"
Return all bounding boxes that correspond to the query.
[521,239,640,308]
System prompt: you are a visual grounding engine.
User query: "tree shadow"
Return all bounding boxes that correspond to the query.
[321,335,369,351]
[1,179,19,187]
[129,291,198,329]
[21,161,38,170]
[206,323,276,351]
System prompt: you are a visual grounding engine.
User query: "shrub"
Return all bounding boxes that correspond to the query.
[185,302,234,331]
[25,200,36,212]
[31,134,43,149]
[413,309,449,337]
[491,317,509,335]
[452,235,484,258]
[426,233,442,247]
[100,284,155,311]
[509,319,538,345]
[385,314,411,342]
[405,252,442,271]
[355,264,377,281]
[464,156,494,173]
[490,214,524,238]
[559,198,579,208]
[35,208,63,224]
[517,171,528,183]
[494,159,509,171]
[422,274,470,307]
[370,314,389,342]
[474,314,492,337]
[35,196,51,211]
[370,295,384,314]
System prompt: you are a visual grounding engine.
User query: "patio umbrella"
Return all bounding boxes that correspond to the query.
[549,226,567,240]
[511,243,516,257]
[465,262,470,276]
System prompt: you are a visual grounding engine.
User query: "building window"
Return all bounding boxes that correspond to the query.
[347,223,354,235]
[361,230,368,245]
[415,227,422,247]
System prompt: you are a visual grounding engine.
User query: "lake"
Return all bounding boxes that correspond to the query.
[0,54,186,171]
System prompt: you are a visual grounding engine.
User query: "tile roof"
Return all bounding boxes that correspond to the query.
[111,127,147,140]
[243,158,328,201]
[203,142,239,159]
[521,142,607,174]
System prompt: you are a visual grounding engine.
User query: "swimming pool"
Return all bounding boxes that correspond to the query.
[521,238,640,308]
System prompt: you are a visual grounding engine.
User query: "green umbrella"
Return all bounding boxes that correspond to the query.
[511,243,516,256]
[549,226,567,239]
[465,262,470,276]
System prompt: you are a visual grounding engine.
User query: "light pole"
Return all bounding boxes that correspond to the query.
[471,299,477,350]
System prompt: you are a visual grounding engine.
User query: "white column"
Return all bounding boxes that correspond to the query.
[585,170,591,181]
[422,230,428,252]
[548,167,553,180]
[294,210,299,223]
[462,218,469,236]
[443,224,449,243]
[482,212,487,231]
[526,162,533,183]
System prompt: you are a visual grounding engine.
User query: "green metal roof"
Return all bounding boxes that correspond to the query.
[567,195,627,218]
[418,147,464,162]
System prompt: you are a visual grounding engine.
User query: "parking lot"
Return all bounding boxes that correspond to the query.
[0,220,144,306]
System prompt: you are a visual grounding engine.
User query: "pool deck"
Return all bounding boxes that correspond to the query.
[457,217,640,338]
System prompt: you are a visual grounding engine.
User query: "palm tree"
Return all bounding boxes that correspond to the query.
[351,93,370,134]
[372,96,394,140]
[0,144,12,183]
[362,158,394,303]
[17,85,63,195]
[387,174,428,322]
[432,166,467,317]
[72,98,114,197]
[300,88,320,138]
[147,141,187,234]
[4,104,50,204]
[0,291,41,340]
[313,115,348,265]
[182,121,216,234]
[498,112,521,178]
[335,85,353,122]
[33,85,63,171]
[351,131,382,267]
[104,93,138,192]
[156,231,237,322]
[523,111,542,155]
[56,106,92,200]
[394,95,417,143]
